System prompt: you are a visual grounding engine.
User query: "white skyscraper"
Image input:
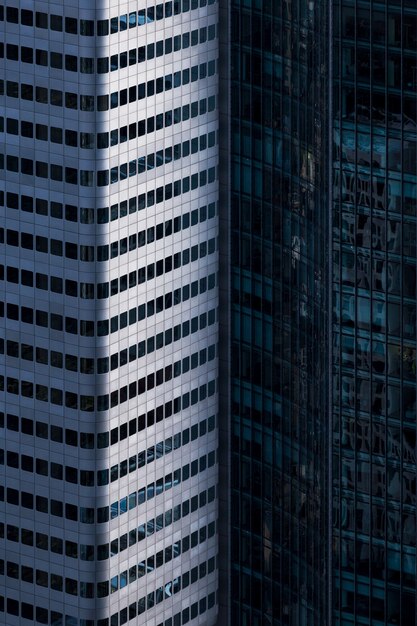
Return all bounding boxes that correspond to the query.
[0,1,219,624]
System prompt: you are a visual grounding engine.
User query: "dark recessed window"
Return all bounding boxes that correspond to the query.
[50,14,62,31]
[6,7,18,22]
[21,121,33,137]
[65,16,78,34]
[36,11,48,28]
[80,19,94,36]
[21,9,33,25]
[50,52,63,69]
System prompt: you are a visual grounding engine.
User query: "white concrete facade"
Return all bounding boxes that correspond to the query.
[0,1,219,624]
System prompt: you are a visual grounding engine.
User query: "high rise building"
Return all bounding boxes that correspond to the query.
[0,1,219,625]
[2,1,417,626]
[221,1,330,624]
[332,2,417,624]
[219,1,417,626]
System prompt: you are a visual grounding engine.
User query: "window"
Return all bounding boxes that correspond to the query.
[65,578,78,595]
[21,121,33,137]
[6,119,17,138]
[50,52,62,68]
[51,463,63,479]
[97,95,109,111]
[50,351,63,368]
[7,81,19,98]
[36,87,48,103]
[36,12,48,28]
[51,574,63,591]
[50,426,63,442]
[65,92,77,109]
[65,54,78,71]
[65,16,77,34]
[50,165,62,181]
[80,57,94,74]
[80,132,94,149]
[50,500,63,517]
[97,133,109,149]
[97,57,109,73]
[65,130,78,147]
[6,155,18,172]
[36,459,48,476]
[80,19,94,36]
[36,124,48,141]
[120,51,127,68]
[21,10,33,26]
[21,47,33,63]
[50,14,62,31]
[36,49,48,66]
[51,89,62,106]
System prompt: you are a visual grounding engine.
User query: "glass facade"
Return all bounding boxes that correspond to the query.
[333,1,417,624]
[229,1,329,624]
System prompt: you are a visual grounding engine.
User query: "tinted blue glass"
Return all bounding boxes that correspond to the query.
[229,0,329,623]
[333,2,417,624]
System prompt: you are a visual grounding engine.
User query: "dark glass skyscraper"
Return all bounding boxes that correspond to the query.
[219,1,417,625]
[222,1,330,624]
[333,1,417,624]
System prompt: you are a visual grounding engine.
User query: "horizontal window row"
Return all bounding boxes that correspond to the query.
[1,389,218,452]
[0,0,213,36]
[1,522,215,598]
[1,448,217,523]
[2,307,216,374]
[0,130,217,187]
[0,194,217,235]
[1,483,216,562]
[102,525,216,598]
[2,341,217,412]
[1,186,217,228]
[1,412,215,487]
[1,270,217,336]
[0,58,217,111]
[1,236,217,299]
[1,201,215,263]
[1,585,216,626]
[1,94,216,149]
[2,368,216,418]
[0,24,217,73]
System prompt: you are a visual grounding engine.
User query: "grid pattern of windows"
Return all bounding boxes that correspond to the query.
[0,95,216,149]
[0,272,217,337]
[0,131,217,186]
[1,308,216,375]
[332,2,417,624]
[0,0,219,622]
[2,521,216,597]
[0,586,217,626]
[1,395,215,451]
[2,483,217,562]
[228,0,329,624]
[2,366,216,414]
[0,0,215,36]
[1,203,215,262]
[0,23,217,73]
[1,190,217,225]
[1,416,216,488]
[0,235,217,298]
[0,58,217,112]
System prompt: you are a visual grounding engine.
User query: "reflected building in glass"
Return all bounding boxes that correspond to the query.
[1,0,417,623]
[219,0,330,624]
[332,1,417,624]
[219,1,417,625]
